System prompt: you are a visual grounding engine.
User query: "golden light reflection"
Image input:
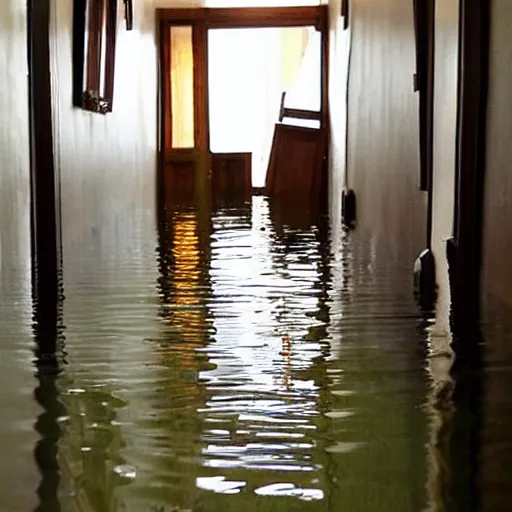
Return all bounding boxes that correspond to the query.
[161,212,210,373]
[172,217,201,308]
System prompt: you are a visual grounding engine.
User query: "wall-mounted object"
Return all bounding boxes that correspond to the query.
[124,0,133,31]
[72,0,118,114]
[341,0,349,30]
[342,188,356,228]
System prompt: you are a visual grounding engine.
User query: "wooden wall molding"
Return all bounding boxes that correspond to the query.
[158,6,326,30]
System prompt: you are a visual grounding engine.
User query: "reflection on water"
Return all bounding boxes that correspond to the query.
[1,196,511,511]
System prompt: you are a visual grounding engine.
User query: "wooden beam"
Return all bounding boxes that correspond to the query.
[157,6,326,29]
[27,0,61,357]
[206,7,325,29]
[448,0,490,329]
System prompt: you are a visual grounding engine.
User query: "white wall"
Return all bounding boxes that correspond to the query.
[345,0,426,262]
[327,0,350,240]
[0,1,31,269]
[50,0,160,258]
[0,2,40,511]
[429,0,459,337]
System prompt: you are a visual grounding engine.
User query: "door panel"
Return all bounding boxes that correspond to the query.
[160,19,209,208]
[162,149,210,205]
[169,25,195,149]
[265,123,326,205]
[164,161,196,201]
[210,152,251,201]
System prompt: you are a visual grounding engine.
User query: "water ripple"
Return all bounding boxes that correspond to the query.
[21,197,447,511]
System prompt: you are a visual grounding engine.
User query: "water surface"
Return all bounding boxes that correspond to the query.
[1,196,510,511]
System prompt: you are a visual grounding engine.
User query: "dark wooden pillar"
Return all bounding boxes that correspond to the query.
[27,4,64,507]
[447,0,490,333]
[27,0,62,361]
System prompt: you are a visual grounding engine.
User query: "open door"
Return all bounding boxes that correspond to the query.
[158,7,328,207]
[264,20,328,209]
[266,123,326,205]
[265,91,325,205]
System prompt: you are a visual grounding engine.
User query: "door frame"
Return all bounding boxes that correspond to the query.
[28,0,62,336]
[447,0,490,329]
[156,5,329,202]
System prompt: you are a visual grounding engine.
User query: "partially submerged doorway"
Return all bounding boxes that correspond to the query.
[208,26,321,188]
[157,6,328,209]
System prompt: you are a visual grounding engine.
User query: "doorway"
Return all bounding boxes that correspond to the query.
[208,26,321,188]
[157,6,328,209]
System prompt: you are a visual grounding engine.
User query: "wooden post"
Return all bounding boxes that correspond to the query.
[27,0,62,361]
[448,0,490,331]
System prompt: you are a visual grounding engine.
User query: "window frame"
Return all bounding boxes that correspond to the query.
[72,0,118,114]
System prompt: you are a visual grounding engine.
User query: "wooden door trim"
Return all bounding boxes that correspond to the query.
[193,21,209,151]
[158,18,172,153]
[28,0,61,320]
[320,6,329,129]
[158,6,326,30]
[447,0,490,327]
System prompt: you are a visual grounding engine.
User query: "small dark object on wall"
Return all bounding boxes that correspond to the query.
[124,0,133,31]
[342,188,356,228]
[341,0,349,30]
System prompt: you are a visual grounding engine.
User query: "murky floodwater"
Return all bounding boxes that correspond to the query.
[1,196,511,511]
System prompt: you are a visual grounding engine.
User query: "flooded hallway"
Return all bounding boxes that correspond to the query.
[0,194,461,511]
[2,0,512,511]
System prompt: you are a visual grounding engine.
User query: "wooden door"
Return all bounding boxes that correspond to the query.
[159,20,210,209]
[265,124,326,207]
[263,16,328,210]
[210,152,252,206]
